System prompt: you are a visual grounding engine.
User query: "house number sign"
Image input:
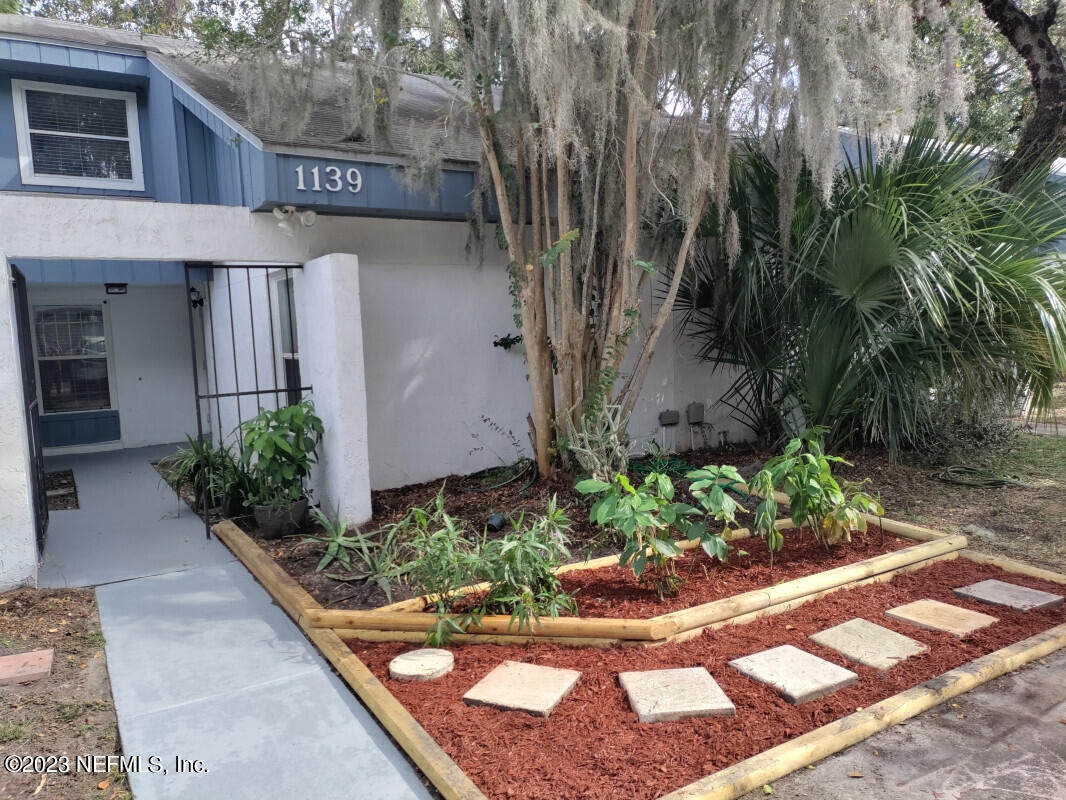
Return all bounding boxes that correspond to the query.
[294,164,363,193]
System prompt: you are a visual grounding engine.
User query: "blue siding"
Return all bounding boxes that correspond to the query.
[41,410,121,448]
[0,39,146,76]
[15,259,187,284]
[0,33,491,220]
[269,153,477,220]
[180,106,247,206]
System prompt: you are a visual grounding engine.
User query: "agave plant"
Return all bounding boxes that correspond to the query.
[677,122,1066,456]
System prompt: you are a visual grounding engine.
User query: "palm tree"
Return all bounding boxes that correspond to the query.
[676,122,1066,456]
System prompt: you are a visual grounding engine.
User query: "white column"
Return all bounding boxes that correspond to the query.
[0,257,39,589]
[294,254,371,524]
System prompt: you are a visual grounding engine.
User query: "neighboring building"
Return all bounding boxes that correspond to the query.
[0,14,743,590]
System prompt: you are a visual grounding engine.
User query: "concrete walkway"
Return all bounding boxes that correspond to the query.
[41,447,431,800]
[740,649,1066,800]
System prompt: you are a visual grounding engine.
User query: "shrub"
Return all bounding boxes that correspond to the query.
[304,507,411,603]
[749,430,884,559]
[159,435,250,513]
[478,497,577,630]
[241,399,324,507]
[576,472,697,598]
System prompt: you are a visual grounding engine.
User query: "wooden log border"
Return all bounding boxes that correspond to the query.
[213,520,1066,800]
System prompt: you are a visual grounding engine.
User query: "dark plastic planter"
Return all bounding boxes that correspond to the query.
[254,498,309,539]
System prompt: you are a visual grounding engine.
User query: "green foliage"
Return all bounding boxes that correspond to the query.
[395,488,476,614]
[479,497,577,631]
[395,489,578,644]
[241,399,323,507]
[749,430,884,554]
[306,507,410,602]
[684,465,747,564]
[564,403,631,481]
[576,472,696,598]
[678,123,1066,457]
[158,435,253,513]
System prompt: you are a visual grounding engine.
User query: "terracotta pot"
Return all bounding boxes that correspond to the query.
[253,498,309,539]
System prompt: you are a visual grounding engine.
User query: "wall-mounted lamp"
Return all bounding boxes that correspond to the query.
[105,283,128,295]
[189,286,204,308]
[272,205,317,236]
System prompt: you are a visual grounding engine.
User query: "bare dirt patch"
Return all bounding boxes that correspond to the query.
[0,589,128,800]
[44,471,78,512]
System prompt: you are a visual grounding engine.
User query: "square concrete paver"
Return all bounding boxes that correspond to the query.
[810,618,928,670]
[462,661,581,717]
[729,644,858,704]
[953,580,1064,612]
[0,649,53,685]
[618,667,735,723]
[885,599,998,637]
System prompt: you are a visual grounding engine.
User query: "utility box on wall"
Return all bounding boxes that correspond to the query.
[686,402,705,425]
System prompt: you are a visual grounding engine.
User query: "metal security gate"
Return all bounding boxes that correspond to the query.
[11,265,49,553]
[184,263,312,538]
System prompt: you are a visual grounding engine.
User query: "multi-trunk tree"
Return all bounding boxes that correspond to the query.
[195,1,963,477]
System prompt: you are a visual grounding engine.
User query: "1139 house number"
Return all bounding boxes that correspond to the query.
[294,164,363,193]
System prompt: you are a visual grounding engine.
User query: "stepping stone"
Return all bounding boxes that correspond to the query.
[618,667,735,723]
[810,618,928,670]
[388,648,454,681]
[0,648,54,686]
[953,579,1064,612]
[463,660,581,717]
[729,644,858,704]
[885,599,997,637]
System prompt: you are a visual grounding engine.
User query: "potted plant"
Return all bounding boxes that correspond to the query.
[240,399,324,538]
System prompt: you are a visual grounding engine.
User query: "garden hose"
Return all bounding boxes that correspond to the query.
[458,457,538,493]
[934,464,1034,489]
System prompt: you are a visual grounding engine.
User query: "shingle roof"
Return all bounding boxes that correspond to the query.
[0,13,483,164]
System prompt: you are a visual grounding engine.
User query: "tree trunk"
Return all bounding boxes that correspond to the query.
[979,0,1066,189]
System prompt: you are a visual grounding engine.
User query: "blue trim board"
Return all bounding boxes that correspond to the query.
[14,259,187,284]
[40,410,120,447]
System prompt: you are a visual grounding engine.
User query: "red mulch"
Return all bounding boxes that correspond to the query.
[557,525,909,617]
[349,559,1066,800]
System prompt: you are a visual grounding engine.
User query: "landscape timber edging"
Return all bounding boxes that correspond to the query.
[212,520,487,800]
[308,534,968,643]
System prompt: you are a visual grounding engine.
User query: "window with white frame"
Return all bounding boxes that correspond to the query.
[11,80,145,191]
[34,305,114,414]
[276,276,302,406]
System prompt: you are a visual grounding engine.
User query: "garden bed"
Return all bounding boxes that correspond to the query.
[348,558,1066,800]
[210,517,1066,800]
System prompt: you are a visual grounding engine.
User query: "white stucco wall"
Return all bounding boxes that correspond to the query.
[1,257,39,590]
[1,196,752,545]
[295,254,371,523]
[28,284,198,449]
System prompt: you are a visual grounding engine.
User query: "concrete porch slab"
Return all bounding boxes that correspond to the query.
[39,445,235,588]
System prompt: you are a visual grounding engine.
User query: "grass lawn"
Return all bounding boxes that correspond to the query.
[838,432,1066,573]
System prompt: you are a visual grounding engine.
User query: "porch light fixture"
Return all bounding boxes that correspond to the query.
[105,283,128,295]
[272,206,318,236]
[188,286,204,308]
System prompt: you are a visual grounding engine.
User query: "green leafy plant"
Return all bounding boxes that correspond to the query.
[303,507,364,572]
[576,472,696,598]
[158,435,239,510]
[684,465,748,564]
[749,430,885,559]
[240,399,324,507]
[306,507,411,603]
[478,497,577,631]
